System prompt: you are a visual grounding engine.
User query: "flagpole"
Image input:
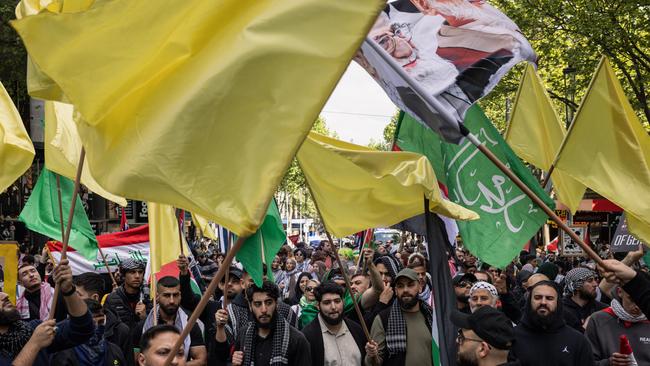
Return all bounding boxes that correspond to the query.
[177,209,185,256]
[163,234,248,366]
[49,147,86,320]
[302,180,371,339]
[152,276,158,326]
[540,164,556,190]
[363,37,607,269]
[98,246,119,289]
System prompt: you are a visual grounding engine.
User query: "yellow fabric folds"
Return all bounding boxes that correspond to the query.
[505,63,585,213]
[44,101,126,206]
[297,132,478,237]
[12,0,383,236]
[148,202,185,274]
[0,82,35,193]
[191,212,217,241]
[554,57,650,244]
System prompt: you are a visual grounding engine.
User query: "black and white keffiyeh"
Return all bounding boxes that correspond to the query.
[0,320,33,359]
[226,302,250,344]
[564,267,595,295]
[241,314,290,366]
[611,298,647,323]
[470,281,498,298]
[386,300,432,357]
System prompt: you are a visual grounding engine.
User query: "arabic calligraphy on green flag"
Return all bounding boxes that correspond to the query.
[395,105,553,267]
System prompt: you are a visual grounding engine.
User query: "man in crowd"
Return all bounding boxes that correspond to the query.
[138,325,186,366]
[2,259,95,365]
[16,262,54,321]
[468,281,499,314]
[51,299,128,366]
[452,306,517,366]
[105,258,151,329]
[74,272,134,365]
[562,267,607,331]
[229,281,311,365]
[454,273,477,314]
[141,276,207,366]
[365,268,433,366]
[510,281,594,365]
[407,261,432,303]
[585,285,650,365]
[196,251,218,284]
[302,281,366,365]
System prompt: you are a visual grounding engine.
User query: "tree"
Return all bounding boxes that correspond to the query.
[367,110,399,151]
[0,1,28,120]
[481,0,649,132]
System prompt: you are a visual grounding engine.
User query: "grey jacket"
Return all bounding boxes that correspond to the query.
[585,308,650,366]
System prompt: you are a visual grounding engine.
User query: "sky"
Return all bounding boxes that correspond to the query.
[320,62,397,145]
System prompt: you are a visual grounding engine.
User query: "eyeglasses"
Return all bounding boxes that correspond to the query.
[456,329,484,346]
[305,287,315,292]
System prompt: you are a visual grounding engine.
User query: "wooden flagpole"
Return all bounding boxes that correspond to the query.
[177,209,185,256]
[363,37,608,269]
[302,180,371,339]
[49,148,86,320]
[164,235,248,366]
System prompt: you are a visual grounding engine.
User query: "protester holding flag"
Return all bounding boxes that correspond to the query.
[1,259,94,366]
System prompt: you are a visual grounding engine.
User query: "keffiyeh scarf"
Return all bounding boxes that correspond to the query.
[470,281,498,298]
[143,307,191,360]
[611,298,647,324]
[564,267,595,295]
[16,282,53,320]
[242,314,291,366]
[386,300,433,357]
[226,302,250,344]
[0,320,33,359]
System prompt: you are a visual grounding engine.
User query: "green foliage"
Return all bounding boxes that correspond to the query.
[482,0,649,131]
[367,110,399,151]
[0,1,28,119]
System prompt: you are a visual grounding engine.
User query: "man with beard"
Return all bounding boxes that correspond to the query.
[562,267,607,331]
[140,276,206,366]
[454,273,477,314]
[1,258,95,365]
[585,286,650,365]
[509,281,594,365]
[365,268,433,366]
[301,281,366,365]
[229,281,310,366]
[451,306,517,366]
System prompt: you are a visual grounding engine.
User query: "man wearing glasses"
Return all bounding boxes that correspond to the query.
[451,306,517,366]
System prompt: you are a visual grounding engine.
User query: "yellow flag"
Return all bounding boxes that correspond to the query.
[297,132,478,237]
[44,101,126,206]
[0,82,35,193]
[554,57,650,244]
[12,0,382,236]
[191,212,217,241]
[505,63,585,212]
[148,202,185,275]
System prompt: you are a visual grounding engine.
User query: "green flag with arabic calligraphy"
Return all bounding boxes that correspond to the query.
[395,105,554,267]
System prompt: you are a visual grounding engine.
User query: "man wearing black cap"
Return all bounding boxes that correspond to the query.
[365,268,433,366]
[105,258,151,329]
[509,280,594,365]
[453,273,477,314]
[451,306,518,366]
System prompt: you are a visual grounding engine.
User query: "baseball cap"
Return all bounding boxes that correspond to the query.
[451,306,514,350]
[394,268,418,283]
[452,273,477,286]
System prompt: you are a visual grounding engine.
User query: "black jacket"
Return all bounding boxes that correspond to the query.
[51,341,127,366]
[510,295,594,365]
[104,286,151,329]
[301,316,366,366]
[562,295,607,332]
[104,308,135,366]
[623,270,650,317]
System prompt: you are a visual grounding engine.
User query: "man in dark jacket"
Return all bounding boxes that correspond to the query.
[302,281,366,365]
[104,258,151,329]
[510,281,594,365]
[4,259,95,366]
[51,299,127,366]
[562,267,607,331]
[74,272,134,365]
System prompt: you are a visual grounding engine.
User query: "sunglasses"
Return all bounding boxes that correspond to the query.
[305,286,315,292]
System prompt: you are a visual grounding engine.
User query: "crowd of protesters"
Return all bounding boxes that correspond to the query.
[1,233,649,366]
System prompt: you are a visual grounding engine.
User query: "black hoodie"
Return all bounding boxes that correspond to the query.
[509,281,594,366]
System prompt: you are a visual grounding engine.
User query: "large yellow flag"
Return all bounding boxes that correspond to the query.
[505,63,585,213]
[297,132,478,237]
[12,0,383,236]
[554,57,650,244]
[44,101,126,206]
[0,82,35,193]
[148,202,186,275]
